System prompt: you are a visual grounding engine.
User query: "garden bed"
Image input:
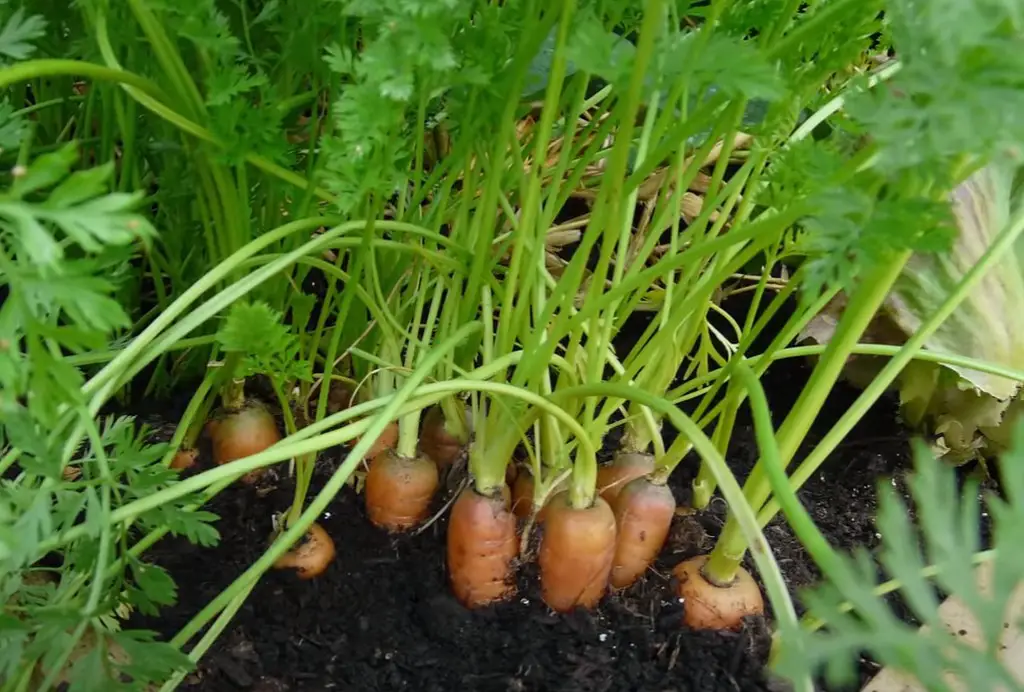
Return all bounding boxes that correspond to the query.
[129,355,946,692]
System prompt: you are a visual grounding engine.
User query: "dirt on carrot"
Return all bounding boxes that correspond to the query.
[272,522,336,580]
[673,554,765,631]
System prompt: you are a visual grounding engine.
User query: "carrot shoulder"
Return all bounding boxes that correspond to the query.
[597,452,655,503]
[208,403,281,485]
[364,449,439,531]
[673,554,764,630]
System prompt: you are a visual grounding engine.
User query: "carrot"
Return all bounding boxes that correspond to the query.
[326,381,355,414]
[273,522,336,579]
[364,449,439,531]
[354,420,399,460]
[505,463,519,486]
[170,448,198,471]
[537,491,617,612]
[609,476,675,589]
[672,554,764,630]
[208,402,281,484]
[419,405,465,470]
[510,470,536,519]
[597,451,655,503]
[510,469,565,522]
[447,485,518,607]
[327,384,399,459]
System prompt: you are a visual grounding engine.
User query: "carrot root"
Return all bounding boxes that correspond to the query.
[511,470,566,523]
[273,522,336,580]
[209,402,281,484]
[447,486,518,608]
[326,381,356,414]
[170,448,198,471]
[610,477,675,589]
[354,420,399,460]
[364,449,439,531]
[597,451,655,503]
[538,491,617,612]
[673,554,764,630]
[419,405,468,470]
[511,471,536,519]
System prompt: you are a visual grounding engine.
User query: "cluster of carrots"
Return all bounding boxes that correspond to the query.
[193,382,764,631]
[509,449,762,630]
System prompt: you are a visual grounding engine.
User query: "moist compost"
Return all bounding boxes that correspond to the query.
[127,354,951,692]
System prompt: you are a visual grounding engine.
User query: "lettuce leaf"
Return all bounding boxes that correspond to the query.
[797,158,1024,463]
[885,157,1024,401]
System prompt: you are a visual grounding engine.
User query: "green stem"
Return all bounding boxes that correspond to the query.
[731,363,822,692]
[715,187,1024,583]
[219,356,245,411]
[0,59,167,101]
[705,252,912,584]
[755,201,1024,528]
[167,322,479,646]
[267,377,310,529]
[160,366,220,466]
[684,279,835,503]
[38,376,590,560]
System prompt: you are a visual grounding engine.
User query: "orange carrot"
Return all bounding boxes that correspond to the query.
[170,448,198,471]
[273,522,336,579]
[325,381,356,414]
[672,554,764,630]
[537,491,617,612]
[511,469,565,522]
[327,384,399,460]
[353,420,399,460]
[364,449,439,531]
[597,451,655,503]
[419,405,465,470]
[208,403,281,484]
[447,485,518,607]
[609,476,675,589]
[511,470,536,519]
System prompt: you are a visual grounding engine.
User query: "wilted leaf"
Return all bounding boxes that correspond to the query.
[884,157,1024,401]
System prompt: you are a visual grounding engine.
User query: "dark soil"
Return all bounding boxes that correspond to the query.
[126,352,964,692]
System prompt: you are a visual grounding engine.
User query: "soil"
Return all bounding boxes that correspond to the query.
[126,349,973,692]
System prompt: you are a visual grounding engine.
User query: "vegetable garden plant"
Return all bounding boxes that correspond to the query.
[2,0,1023,690]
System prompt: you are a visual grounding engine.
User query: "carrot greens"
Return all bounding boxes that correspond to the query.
[4,0,1024,689]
